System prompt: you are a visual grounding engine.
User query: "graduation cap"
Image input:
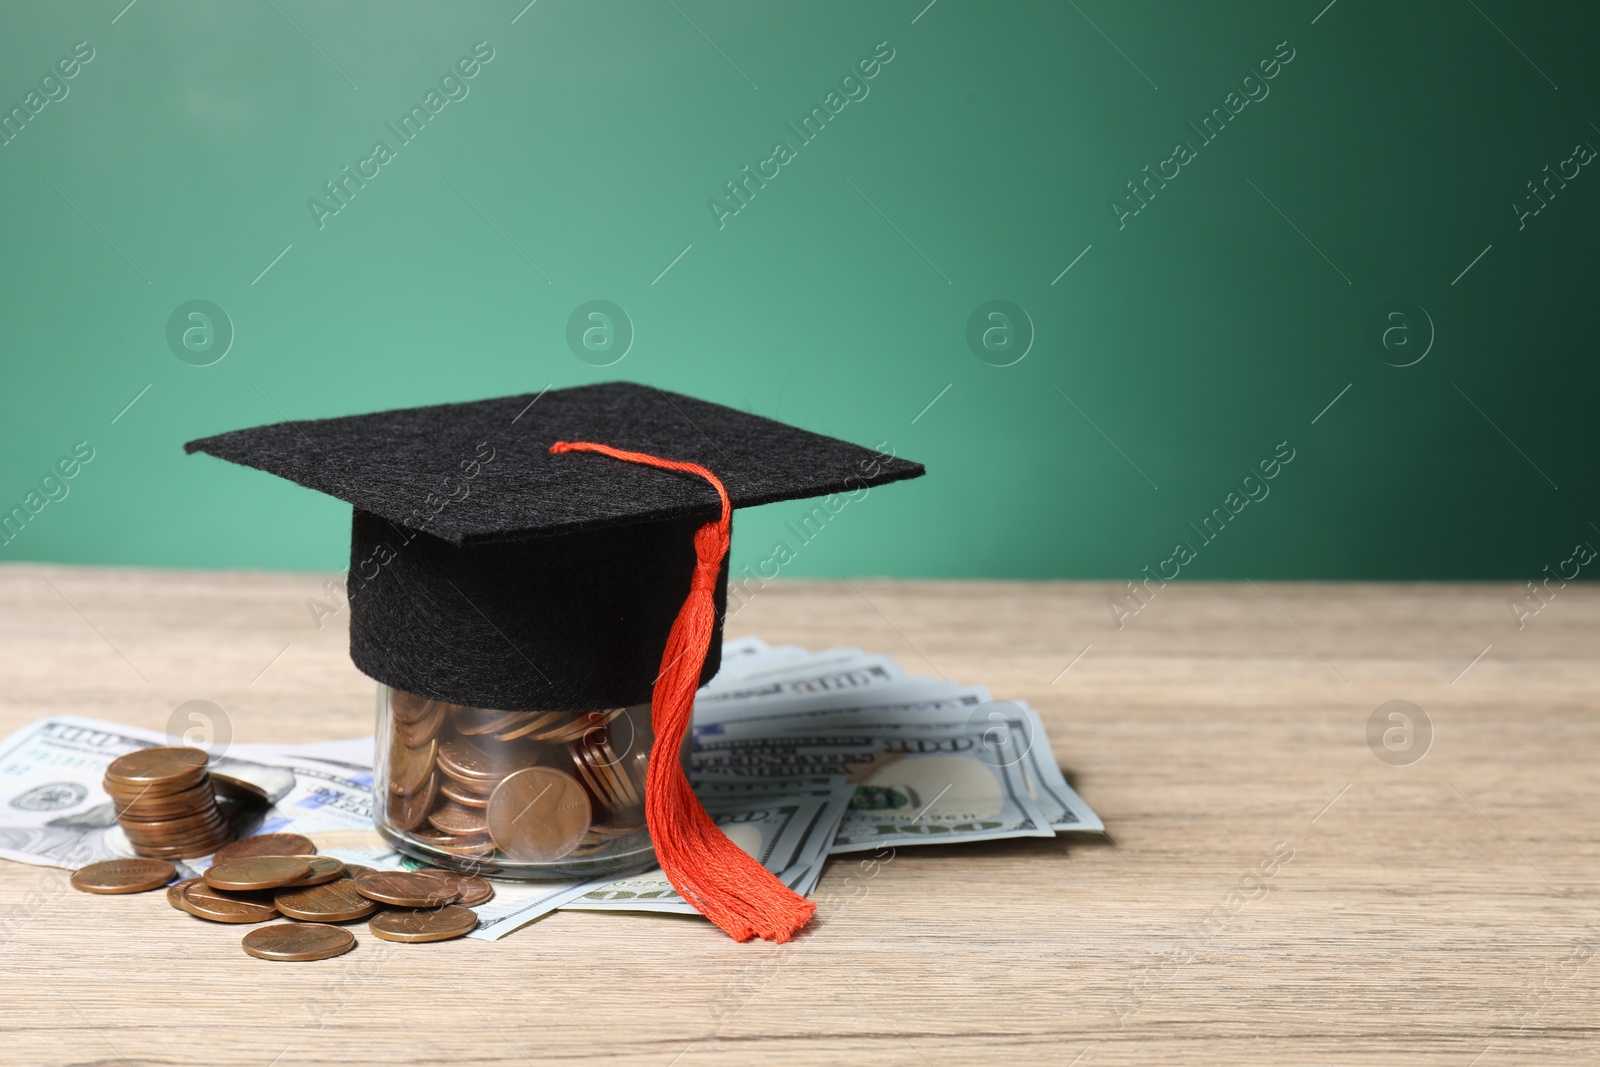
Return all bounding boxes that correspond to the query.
[185,380,924,942]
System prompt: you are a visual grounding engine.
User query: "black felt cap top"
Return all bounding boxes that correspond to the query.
[184,382,923,543]
[183,382,924,712]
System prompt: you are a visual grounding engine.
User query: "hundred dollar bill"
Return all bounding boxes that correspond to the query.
[0,715,398,874]
[565,784,854,914]
[696,653,906,707]
[694,680,988,729]
[465,876,615,939]
[700,694,1101,833]
[690,728,1056,853]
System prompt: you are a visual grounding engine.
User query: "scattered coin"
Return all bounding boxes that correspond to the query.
[104,747,208,788]
[211,833,317,864]
[281,856,345,888]
[180,881,279,923]
[209,772,270,804]
[352,869,458,908]
[166,876,203,911]
[275,878,382,923]
[420,870,495,907]
[369,904,479,944]
[242,922,357,962]
[71,858,177,894]
[487,767,592,862]
[203,856,312,892]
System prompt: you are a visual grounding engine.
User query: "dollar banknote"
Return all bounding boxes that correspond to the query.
[0,715,399,875]
[698,692,1101,833]
[564,782,855,913]
[690,727,1057,853]
[695,653,907,707]
[466,877,615,939]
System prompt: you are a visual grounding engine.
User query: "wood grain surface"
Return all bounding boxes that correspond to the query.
[1,564,1595,1066]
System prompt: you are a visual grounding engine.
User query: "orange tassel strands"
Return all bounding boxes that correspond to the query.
[549,440,816,943]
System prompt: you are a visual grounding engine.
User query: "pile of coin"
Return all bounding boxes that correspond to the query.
[383,690,651,868]
[103,746,235,859]
[69,831,496,961]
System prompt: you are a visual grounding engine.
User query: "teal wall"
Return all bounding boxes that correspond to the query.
[2,1,1596,580]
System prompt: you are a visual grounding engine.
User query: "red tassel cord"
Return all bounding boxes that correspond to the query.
[549,440,817,943]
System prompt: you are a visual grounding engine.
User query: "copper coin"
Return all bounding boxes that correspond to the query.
[405,827,463,848]
[105,747,208,787]
[431,835,498,857]
[368,904,478,943]
[119,809,227,835]
[420,870,495,907]
[210,772,270,804]
[275,878,382,922]
[70,858,176,894]
[567,744,614,813]
[436,735,514,785]
[204,856,312,891]
[542,708,623,744]
[352,869,459,908]
[242,922,356,962]
[395,701,447,747]
[104,777,204,802]
[282,856,345,887]
[427,801,489,837]
[385,771,437,831]
[583,736,636,809]
[166,876,203,910]
[114,779,218,814]
[487,767,591,863]
[454,709,534,736]
[391,689,452,725]
[492,711,567,741]
[389,738,437,796]
[212,833,317,863]
[438,778,490,809]
[181,881,279,923]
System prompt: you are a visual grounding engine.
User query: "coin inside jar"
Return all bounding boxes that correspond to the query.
[241,922,356,962]
[389,738,437,796]
[70,858,176,894]
[211,833,317,863]
[181,881,279,923]
[427,800,489,837]
[351,869,459,908]
[487,767,592,862]
[203,856,312,891]
[368,904,479,943]
[275,877,382,922]
[386,772,439,831]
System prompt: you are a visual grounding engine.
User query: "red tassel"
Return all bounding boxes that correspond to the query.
[549,440,817,943]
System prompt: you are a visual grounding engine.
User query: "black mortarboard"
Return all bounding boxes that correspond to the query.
[184,382,924,713]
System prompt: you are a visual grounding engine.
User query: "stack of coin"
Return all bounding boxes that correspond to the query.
[380,689,652,868]
[69,833,496,962]
[104,746,234,859]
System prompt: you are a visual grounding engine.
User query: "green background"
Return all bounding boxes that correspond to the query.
[2,0,1595,580]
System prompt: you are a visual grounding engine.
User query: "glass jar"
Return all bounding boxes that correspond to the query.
[373,685,656,879]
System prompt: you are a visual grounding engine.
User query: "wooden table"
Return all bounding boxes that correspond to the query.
[1,565,1595,1066]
